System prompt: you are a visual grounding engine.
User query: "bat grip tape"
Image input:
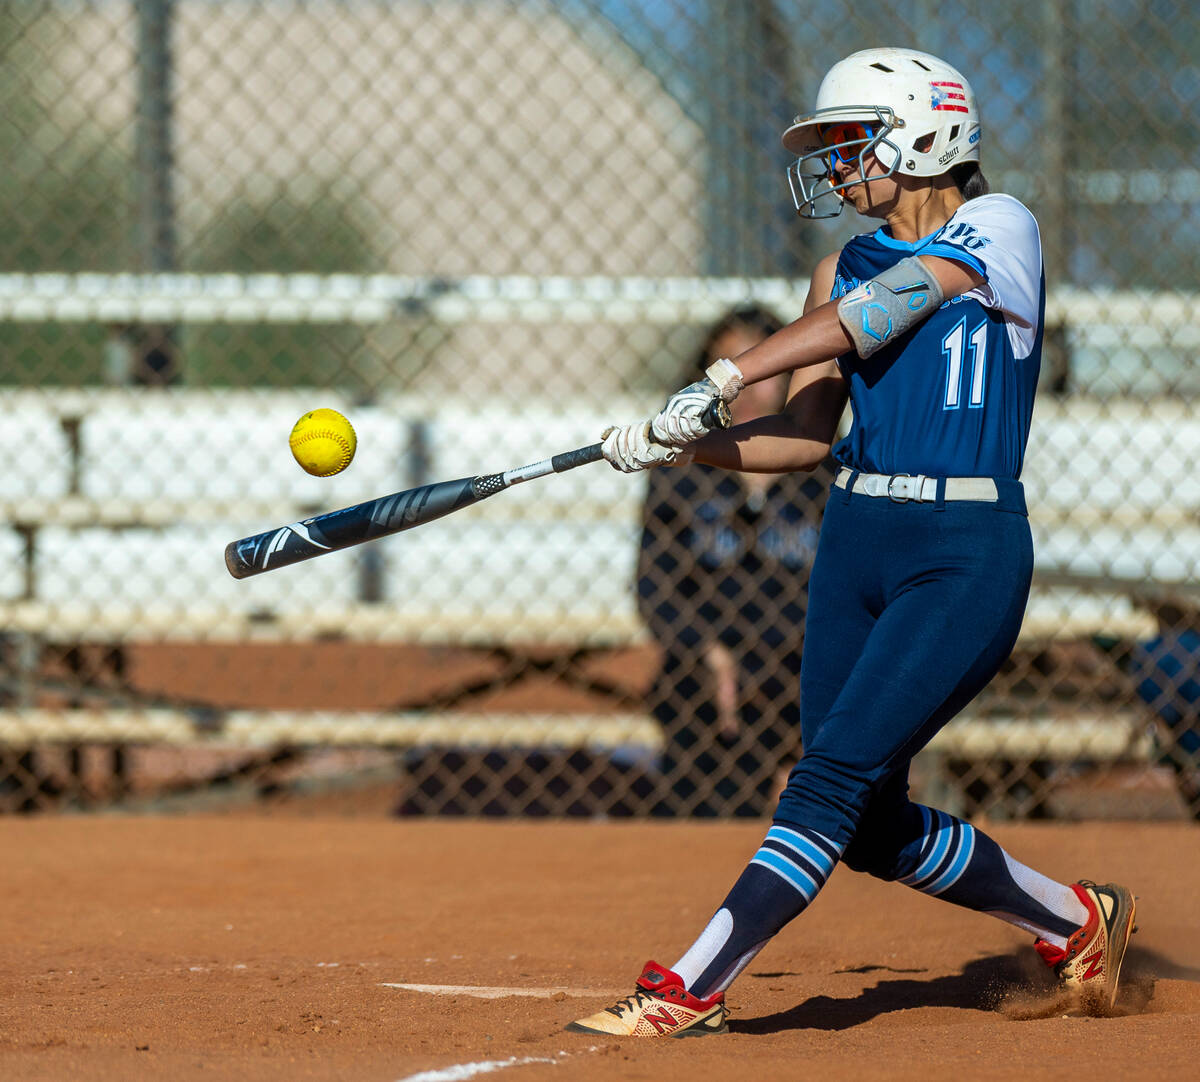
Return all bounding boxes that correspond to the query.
[550,443,605,472]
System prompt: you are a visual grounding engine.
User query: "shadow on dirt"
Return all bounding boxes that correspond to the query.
[734,953,1032,1033]
[1124,944,1200,983]
[734,944,1200,1033]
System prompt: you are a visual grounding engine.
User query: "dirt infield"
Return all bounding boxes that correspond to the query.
[2,817,1198,1082]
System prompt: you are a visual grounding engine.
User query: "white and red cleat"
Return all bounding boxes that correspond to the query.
[566,961,728,1037]
[1035,880,1137,1011]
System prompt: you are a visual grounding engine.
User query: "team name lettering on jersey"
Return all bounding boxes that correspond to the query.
[937,222,992,251]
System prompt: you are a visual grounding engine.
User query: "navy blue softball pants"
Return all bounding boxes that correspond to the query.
[774,477,1033,877]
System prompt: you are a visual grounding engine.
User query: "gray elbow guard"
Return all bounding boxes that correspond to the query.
[836,255,945,358]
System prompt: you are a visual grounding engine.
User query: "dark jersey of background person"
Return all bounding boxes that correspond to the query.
[1129,618,1200,819]
[636,459,834,817]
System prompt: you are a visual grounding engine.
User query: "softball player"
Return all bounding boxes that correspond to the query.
[571,47,1136,1038]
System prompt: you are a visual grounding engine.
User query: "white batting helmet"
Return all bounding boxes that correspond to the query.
[782,47,981,218]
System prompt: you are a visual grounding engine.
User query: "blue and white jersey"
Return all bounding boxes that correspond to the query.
[830,193,1045,479]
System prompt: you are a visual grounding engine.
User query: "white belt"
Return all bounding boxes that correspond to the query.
[834,467,998,503]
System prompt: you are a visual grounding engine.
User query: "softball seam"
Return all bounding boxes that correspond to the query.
[291,429,354,472]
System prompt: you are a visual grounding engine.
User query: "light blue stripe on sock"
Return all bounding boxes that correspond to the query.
[750,848,819,901]
[901,811,953,887]
[765,826,837,879]
[923,825,976,895]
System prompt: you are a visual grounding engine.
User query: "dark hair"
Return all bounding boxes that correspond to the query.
[951,162,990,201]
[694,303,785,372]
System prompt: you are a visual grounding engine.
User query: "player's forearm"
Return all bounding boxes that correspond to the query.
[690,413,832,473]
[732,300,854,387]
[730,256,980,388]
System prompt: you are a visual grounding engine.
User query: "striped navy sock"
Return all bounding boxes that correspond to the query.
[672,825,842,998]
[899,806,1087,945]
[750,824,842,903]
[898,806,978,896]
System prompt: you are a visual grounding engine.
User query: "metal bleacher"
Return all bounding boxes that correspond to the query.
[0,393,637,630]
[0,385,1181,770]
[0,390,656,755]
[6,389,1181,638]
[2,276,1195,769]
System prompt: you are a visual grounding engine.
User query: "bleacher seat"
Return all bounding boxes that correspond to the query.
[0,529,27,601]
[78,394,411,506]
[378,517,642,622]
[1024,397,1200,581]
[0,403,72,501]
[0,389,1184,644]
[1032,523,1200,583]
[34,525,361,609]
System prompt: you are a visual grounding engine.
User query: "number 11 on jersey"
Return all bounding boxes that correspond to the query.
[942,318,988,409]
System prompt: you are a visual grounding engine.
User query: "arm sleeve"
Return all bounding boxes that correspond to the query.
[922,194,1044,358]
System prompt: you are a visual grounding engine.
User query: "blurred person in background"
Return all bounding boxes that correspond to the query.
[1128,596,1200,820]
[637,304,832,817]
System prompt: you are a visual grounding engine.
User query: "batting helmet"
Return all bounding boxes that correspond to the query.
[782,47,981,218]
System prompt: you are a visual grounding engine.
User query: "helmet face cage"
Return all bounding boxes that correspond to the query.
[785,106,901,219]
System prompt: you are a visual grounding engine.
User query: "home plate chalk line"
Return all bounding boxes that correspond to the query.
[394,1048,600,1082]
[384,986,611,1080]
[381,983,616,999]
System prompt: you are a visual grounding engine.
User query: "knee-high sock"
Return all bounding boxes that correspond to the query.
[671,825,842,999]
[898,806,1088,948]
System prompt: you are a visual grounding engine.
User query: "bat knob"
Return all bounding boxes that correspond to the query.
[701,398,732,431]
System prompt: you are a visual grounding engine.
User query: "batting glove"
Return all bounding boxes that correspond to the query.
[650,358,744,446]
[601,423,694,474]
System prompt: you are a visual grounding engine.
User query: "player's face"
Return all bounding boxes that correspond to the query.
[818,121,876,177]
[820,122,896,216]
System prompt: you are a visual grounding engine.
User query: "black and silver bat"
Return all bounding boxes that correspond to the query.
[224,400,730,579]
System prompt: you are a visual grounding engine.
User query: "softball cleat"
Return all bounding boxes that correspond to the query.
[1035,880,1137,1011]
[565,961,728,1037]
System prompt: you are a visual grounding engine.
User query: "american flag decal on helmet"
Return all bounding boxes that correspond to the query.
[930,81,969,112]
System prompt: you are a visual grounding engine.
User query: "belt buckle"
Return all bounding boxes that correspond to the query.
[887,473,912,503]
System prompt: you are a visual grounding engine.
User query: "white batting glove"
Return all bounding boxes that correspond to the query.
[650,357,743,446]
[600,423,694,474]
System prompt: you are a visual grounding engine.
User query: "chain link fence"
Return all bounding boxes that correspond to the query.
[1,0,1197,819]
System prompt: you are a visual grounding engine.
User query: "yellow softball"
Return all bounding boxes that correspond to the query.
[288,408,356,477]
